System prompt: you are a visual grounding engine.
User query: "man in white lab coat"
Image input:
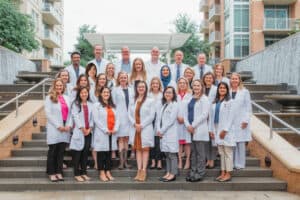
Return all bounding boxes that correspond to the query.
[88,45,108,75]
[169,50,189,82]
[145,47,165,81]
[115,46,132,75]
[193,53,213,80]
[65,52,85,87]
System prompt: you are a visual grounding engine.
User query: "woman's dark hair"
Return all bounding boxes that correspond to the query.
[85,63,97,78]
[162,86,177,105]
[98,86,115,108]
[214,82,231,103]
[134,80,148,105]
[74,74,90,91]
[72,86,90,112]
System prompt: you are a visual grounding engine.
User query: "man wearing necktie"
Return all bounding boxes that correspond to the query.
[170,50,188,82]
[193,53,213,81]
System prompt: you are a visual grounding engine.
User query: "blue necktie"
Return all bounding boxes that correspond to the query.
[200,66,204,79]
[176,64,180,81]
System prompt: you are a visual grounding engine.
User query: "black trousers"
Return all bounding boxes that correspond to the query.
[150,136,163,161]
[72,134,91,176]
[97,151,112,171]
[46,142,67,175]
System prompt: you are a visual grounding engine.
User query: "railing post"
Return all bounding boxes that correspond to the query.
[42,81,46,100]
[269,111,273,140]
[15,93,19,118]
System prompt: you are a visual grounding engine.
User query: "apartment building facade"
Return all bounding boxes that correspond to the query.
[17,0,64,68]
[200,0,300,69]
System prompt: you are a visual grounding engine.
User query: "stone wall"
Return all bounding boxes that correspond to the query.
[236,32,300,94]
[0,46,36,84]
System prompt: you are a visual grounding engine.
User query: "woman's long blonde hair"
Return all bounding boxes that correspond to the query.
[49,78,65,103]
[129,58,147,84]
[116,71,129,87]
[177,77,192,94]
[149,77,163,93]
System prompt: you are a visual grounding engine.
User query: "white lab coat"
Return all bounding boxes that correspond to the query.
[205,85,217,104]
[230,88,252,142]
[88,77,96,90]
[156,102,179,153]
[161,80,177,90]
[193,64,213,79]
[92,103,120,151]
[65,65,85,87]
[177,93,193,143]
[183,95,210,141]
[45,95,72,145]
[209,99,235,146]
[215,77,230,87]
[111,86,134,137]
[64,83,73,97]
[148,92,163,133]
[169,63,189,82]
[128,98,155,148]
[145,60,165,81]
[69,101,94,151]
[88,58,108,75]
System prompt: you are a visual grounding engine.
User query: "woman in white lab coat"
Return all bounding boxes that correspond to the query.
[184,80,210,182]
[176,77,192,170]
[69,87,93,182]
[129,58,147,89]
[214,63,230,87]
[156,86,179,182]
[111,71,134,169]
[148,77,163,170]
[105,62,117,89]
[92,87,119,182]
[230,72,252,169]
[202,72,217,169]
[56,69,73,97]
[128,81,155,181]
[90,73,107,103]
[160,65,177,90]
[85,63,97,90]
[209,82,235,182]
[45,78,72,182]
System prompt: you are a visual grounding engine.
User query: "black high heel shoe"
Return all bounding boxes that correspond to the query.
[163,176,176,182]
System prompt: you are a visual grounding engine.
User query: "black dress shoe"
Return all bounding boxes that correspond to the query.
[149,166,156,169]
[207,165,215,169]
[163,176,176,182]
[190,177,202,182]
[156,166,162,170]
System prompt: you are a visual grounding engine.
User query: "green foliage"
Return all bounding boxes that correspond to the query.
[164,13,210,66]
[0,0,39,53]
[74,24,97,66]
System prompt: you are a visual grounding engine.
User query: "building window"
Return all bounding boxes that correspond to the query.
[234,4,249,32]
[264,35,286,47]
[264,5,289,30]
[234,34,249,57]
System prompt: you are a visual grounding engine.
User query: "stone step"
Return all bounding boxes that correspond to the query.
[0,156,260,167]
[250,91,291,101]
[22,140,47,147]
[254,113,300,129]
[32,133,46,139]
[0,177,286,191]
[0,92,44,101]
[252,100,281,113]
[0,84,51,92]
[0,167,273,178]
[244,84,288,92]
[0,100,26,111]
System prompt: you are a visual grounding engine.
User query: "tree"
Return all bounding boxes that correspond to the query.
[0,0,39,53]
[163,13,210,66]
[74,24,97,66]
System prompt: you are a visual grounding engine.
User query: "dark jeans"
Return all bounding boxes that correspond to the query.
[47,142,67,175]
[150,136,163,161]
[72,134,91,176]
[97,151,112,171]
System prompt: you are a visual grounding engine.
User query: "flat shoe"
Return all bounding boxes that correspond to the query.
[163,176,176,182]
[159,177,166,181]
[156,167,162,170]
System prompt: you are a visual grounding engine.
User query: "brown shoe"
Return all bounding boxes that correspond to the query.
[138,170,147,182]
[134,170,141,181]
[81,175,91,181]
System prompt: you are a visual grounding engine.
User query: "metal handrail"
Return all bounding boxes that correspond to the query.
[252,101,300,139]
[0,78,53,117]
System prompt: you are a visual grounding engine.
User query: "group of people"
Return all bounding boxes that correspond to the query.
[45,45,252,183]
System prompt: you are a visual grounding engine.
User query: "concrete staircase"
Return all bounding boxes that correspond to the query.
[0,127,287,191]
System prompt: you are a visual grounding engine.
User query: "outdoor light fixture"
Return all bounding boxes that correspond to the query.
[12,135,19,145]
[265,156,271,167]
[32,116,38,127]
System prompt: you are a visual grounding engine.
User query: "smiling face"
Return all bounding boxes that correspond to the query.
[106,63,115,76]
[118,73,128,86]
[137,82,146,96]
[192,80,203,96]
[218,83,228,97]
[121,47,130,61]
[174,51,183,64]
[204,74,214,87]
[178,78,188,91]
[79,76,88,87]
[134,59,143,72]
[101,88,110,101]
[230,74,240,89]
[55,80,64,95]
[197,54,206,66]
[60,71,69,84]
[71,54,80,66]
[151,48,160,61]
[79,88,89,102]
[94,45,103,59]
[184,69,194,81]
[97,74,107,87]
[162,67,170,77]
[164,87,174,102]
[215,65,224,77]
[151,79,160,92]
[88,66,97,78]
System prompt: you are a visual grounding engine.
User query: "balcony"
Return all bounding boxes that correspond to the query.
[263,0,297,5]
[208,57,221,66]
[41,29,61,48]
[42,3,62,25]
[200,20,209,33]
[209,31,221,46]
[199,0,209,12]
[263,18,300,35]
[209,4,221,22]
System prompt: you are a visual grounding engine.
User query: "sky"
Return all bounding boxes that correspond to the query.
[63,0,202,61]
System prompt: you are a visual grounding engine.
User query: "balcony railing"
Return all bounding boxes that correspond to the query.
[199,0,209,12]
[209,4,221,22]
[42,28,61,48]
[42,3,62,25]
[264,18,298,31]
[200,20,209,33]
[209,31,221,44]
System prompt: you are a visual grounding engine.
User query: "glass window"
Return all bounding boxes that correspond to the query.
[234,34,249,57]
[264,6,289,30]
[234,4,249,32]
